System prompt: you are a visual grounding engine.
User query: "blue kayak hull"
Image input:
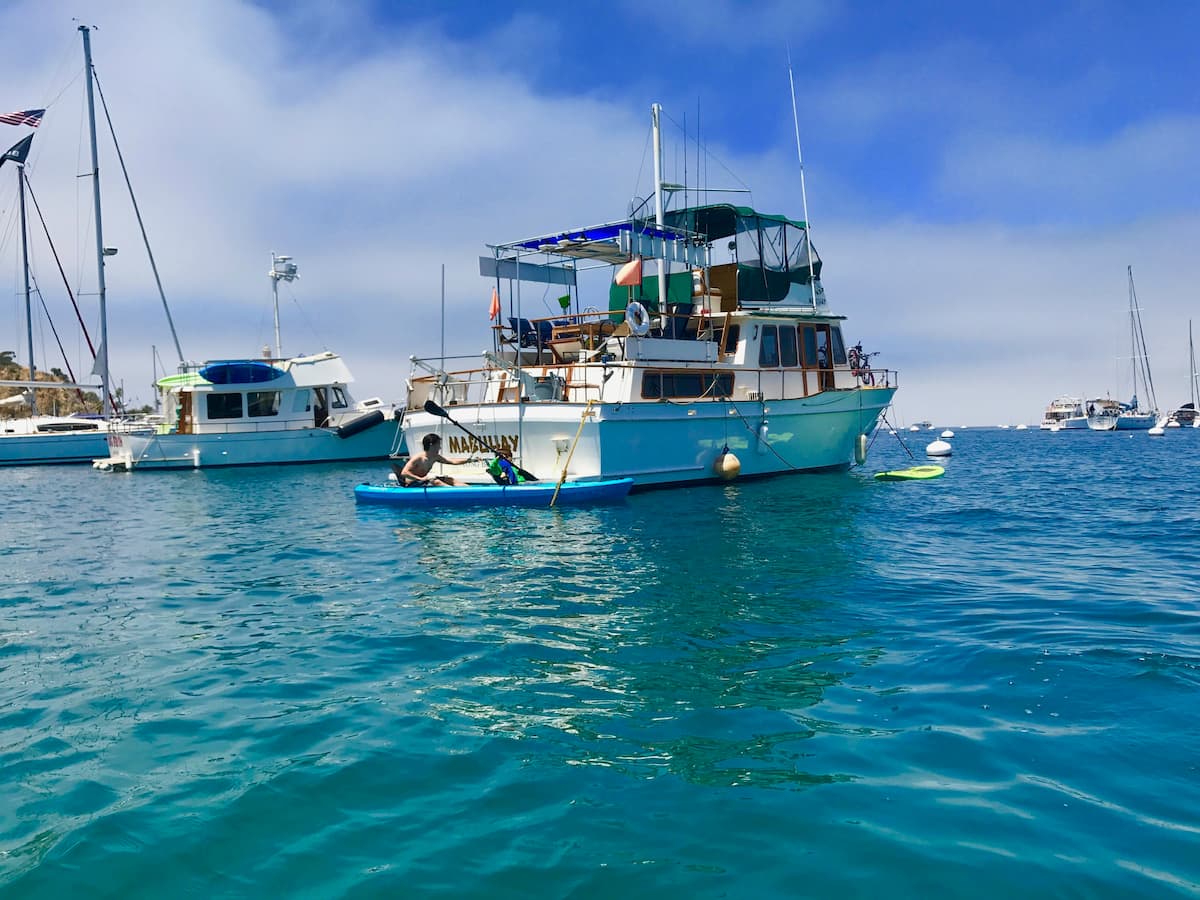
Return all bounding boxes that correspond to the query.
[354,478,634,507]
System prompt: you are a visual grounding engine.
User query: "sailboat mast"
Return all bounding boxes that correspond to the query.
[17,159,36,415]
[652,104,667,319]
[80,25,111,418]
[1191,320,1197,411]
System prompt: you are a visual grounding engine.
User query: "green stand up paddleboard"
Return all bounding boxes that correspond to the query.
[874,464,945,481]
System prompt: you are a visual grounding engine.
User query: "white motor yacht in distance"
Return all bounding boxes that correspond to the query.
[1040,397,1088,430]
[398,104,897,490]
[98,351,400,470]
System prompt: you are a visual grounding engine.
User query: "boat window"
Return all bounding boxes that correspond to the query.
[331,387,349,409]
[207,393,243,419]
[759,325,780,367]
[779,325,798,367]
[800,326,817,366]
[722,324,741,357]
[292,391,311,413]
[830,327,847,365]
[247,391,281,417]
[640,370,734,399]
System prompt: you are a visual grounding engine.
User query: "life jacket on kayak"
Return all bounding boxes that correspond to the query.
[486,451,524,485]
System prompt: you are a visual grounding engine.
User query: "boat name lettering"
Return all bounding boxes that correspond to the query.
[447,435,519,454]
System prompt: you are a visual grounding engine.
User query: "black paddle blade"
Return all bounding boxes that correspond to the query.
[423,399,448,418]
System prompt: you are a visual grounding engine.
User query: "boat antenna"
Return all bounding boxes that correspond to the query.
[440,263,445,368]
[269,252,298,358]
[787,45,818,310]
[80,24,112,419]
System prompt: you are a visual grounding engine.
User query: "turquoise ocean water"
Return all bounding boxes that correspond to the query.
[2,427,1198,897]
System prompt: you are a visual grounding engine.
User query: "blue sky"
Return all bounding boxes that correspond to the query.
[1,0,1198,424]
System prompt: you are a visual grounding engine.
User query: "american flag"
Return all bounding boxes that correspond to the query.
[0,109,45,128]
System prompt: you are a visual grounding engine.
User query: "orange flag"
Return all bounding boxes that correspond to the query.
[488,286,500,321]
[615,256,642,287]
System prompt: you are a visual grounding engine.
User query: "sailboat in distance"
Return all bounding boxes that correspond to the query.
[0,27,151,465]
[1087,266,1159,431]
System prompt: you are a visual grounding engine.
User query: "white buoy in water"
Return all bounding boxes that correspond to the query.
[926,439,952,457]
[714,449,741,480]
[1148,425,1165,436]
[941,429,955,438]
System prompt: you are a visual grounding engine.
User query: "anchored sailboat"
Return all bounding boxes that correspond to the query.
[0,26,147,465]
[1087,266,1159,432]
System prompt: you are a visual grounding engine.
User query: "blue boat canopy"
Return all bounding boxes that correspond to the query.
[198,361,286,385]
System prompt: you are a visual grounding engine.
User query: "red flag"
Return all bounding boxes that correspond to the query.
[615,257,642,287]
[488,286,500,321]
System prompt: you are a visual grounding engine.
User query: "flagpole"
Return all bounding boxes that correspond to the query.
[17,157,36,415]
[80,25,112,418]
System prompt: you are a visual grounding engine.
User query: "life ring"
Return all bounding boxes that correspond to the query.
[625,301,650,336]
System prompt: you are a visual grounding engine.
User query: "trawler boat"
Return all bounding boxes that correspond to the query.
[397,104,897,490]
[97,351,399,470]
[1040,397,1088,430]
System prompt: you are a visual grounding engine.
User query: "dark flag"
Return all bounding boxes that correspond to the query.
[0,134,33,169]
[0,109,45,127]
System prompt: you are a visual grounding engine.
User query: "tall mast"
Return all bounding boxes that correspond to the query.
[1191,320,1197,411]
[17,157,36,415]
[652,103,667,318]
[80,25,111,418]
[787,48,818,309]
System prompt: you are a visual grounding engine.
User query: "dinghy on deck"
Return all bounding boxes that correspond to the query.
[354,478,634,508]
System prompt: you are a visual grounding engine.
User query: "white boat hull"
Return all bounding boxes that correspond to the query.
[101,420,398,470]
[402,388,895,489]
[0,429,111,465]
[1114,413,1156,430]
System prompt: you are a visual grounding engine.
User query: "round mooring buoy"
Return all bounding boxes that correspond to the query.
[926,439,952,457]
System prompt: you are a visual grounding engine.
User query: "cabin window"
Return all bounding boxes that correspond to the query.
[331,387,349,409]
[641,371,734,399]
[722,324,741,357]
[780,326,798,367]
[830,327,847,366]
[800,326,818,367]
[247,391,281,417]
[292,391,311,413]
[759,325,780,367]
[207,392,243,419]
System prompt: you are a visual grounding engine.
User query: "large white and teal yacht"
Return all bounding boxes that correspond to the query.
[400,104,897,490]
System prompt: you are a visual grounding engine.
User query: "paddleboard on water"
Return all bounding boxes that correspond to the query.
[874,465,945,481]
[354,477,634,507]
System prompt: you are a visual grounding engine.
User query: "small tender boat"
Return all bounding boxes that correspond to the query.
[354,477,634,508]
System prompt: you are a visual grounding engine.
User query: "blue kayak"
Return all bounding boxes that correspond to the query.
[354,477,634,508]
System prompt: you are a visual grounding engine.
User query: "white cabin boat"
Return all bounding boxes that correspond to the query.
[96,352,400,470]
[1041,397,1088,430]
[398,104,897,490]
